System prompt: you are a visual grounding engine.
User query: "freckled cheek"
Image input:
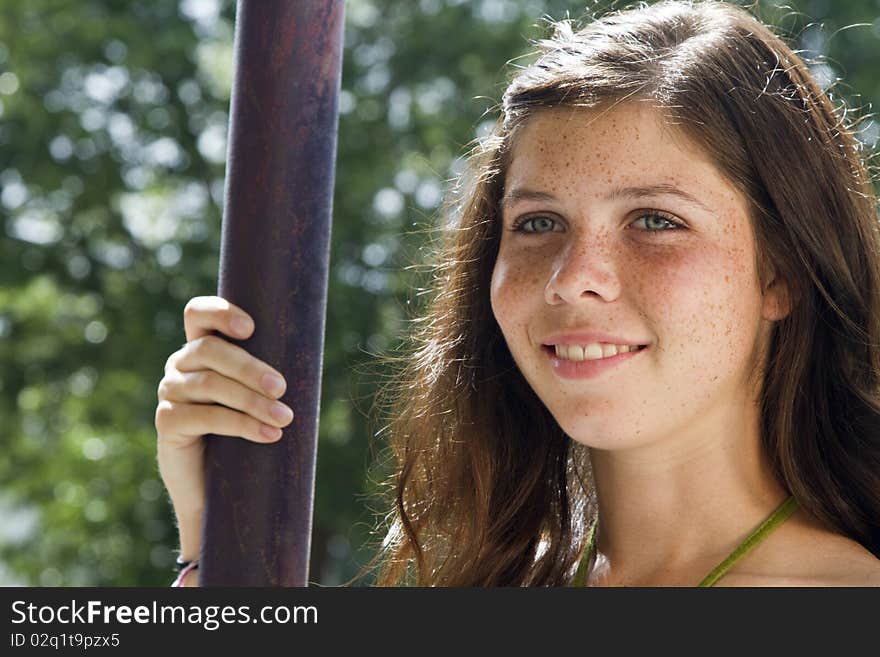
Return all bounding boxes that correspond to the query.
[643,251,761,376]
[491,252,548,298]
[618,250,686,322]
[490,254,549,337]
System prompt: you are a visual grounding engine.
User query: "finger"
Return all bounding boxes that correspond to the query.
[159,370,294,428]
[173,335,288,399]
[156,400,284,445]
[183,296,255,343]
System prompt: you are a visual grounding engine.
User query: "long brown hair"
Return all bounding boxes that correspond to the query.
[359,0,880,586]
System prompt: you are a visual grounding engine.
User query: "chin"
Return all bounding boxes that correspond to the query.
[552,413,648,451]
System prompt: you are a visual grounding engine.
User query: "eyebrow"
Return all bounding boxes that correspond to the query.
[501,184,713,213]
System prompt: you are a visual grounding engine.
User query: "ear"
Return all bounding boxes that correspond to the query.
[761,273,791,321]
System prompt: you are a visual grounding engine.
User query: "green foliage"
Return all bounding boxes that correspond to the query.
[1,0,878,586]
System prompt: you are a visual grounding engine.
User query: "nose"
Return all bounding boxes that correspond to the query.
[544,234,621,305]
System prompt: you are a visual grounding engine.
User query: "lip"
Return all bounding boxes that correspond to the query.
[542,343,647,379]
[540,331,648,347]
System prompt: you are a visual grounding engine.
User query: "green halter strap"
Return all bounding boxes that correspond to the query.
[697,495,799,586]
[570,495,799,587]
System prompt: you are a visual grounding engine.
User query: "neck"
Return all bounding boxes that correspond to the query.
[587,392,788,586]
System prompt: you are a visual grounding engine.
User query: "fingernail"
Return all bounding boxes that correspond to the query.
[261,373,285,396]
[261,424,282,440]
[270,402,293,423]
[231,316,253,336]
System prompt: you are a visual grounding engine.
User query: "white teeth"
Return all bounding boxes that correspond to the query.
[553,343,640,361]
[601,344,618,358]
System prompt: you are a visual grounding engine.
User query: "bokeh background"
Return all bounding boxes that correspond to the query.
[1,0,878,586]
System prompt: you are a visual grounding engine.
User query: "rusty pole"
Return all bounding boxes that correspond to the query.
[200,0,345,586]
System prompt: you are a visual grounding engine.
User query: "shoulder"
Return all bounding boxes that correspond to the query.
[718,509,880,587]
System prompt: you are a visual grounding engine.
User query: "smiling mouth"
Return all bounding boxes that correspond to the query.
[541,343,648,361]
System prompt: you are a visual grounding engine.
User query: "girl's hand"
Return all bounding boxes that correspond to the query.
[154,296,293,564]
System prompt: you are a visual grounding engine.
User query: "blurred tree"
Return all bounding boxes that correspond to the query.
[0,0,878,586]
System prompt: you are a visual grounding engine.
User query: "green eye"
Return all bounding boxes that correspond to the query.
[510,215,559,233]
[631,212,684,231]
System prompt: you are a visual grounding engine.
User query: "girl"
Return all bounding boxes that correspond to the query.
[156,0,880,586]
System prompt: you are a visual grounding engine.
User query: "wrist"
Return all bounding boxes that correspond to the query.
[176,509,204,561]
[157,442,206,508]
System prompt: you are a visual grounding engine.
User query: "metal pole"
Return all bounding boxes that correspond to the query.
[200,0,345,586]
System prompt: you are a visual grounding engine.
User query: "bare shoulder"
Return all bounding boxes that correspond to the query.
[718,509,880,587]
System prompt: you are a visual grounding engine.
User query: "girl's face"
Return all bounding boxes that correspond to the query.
[490,103,788,452]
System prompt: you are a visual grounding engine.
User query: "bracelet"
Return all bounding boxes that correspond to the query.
[171,555,200,587]
[175,555,198,572]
